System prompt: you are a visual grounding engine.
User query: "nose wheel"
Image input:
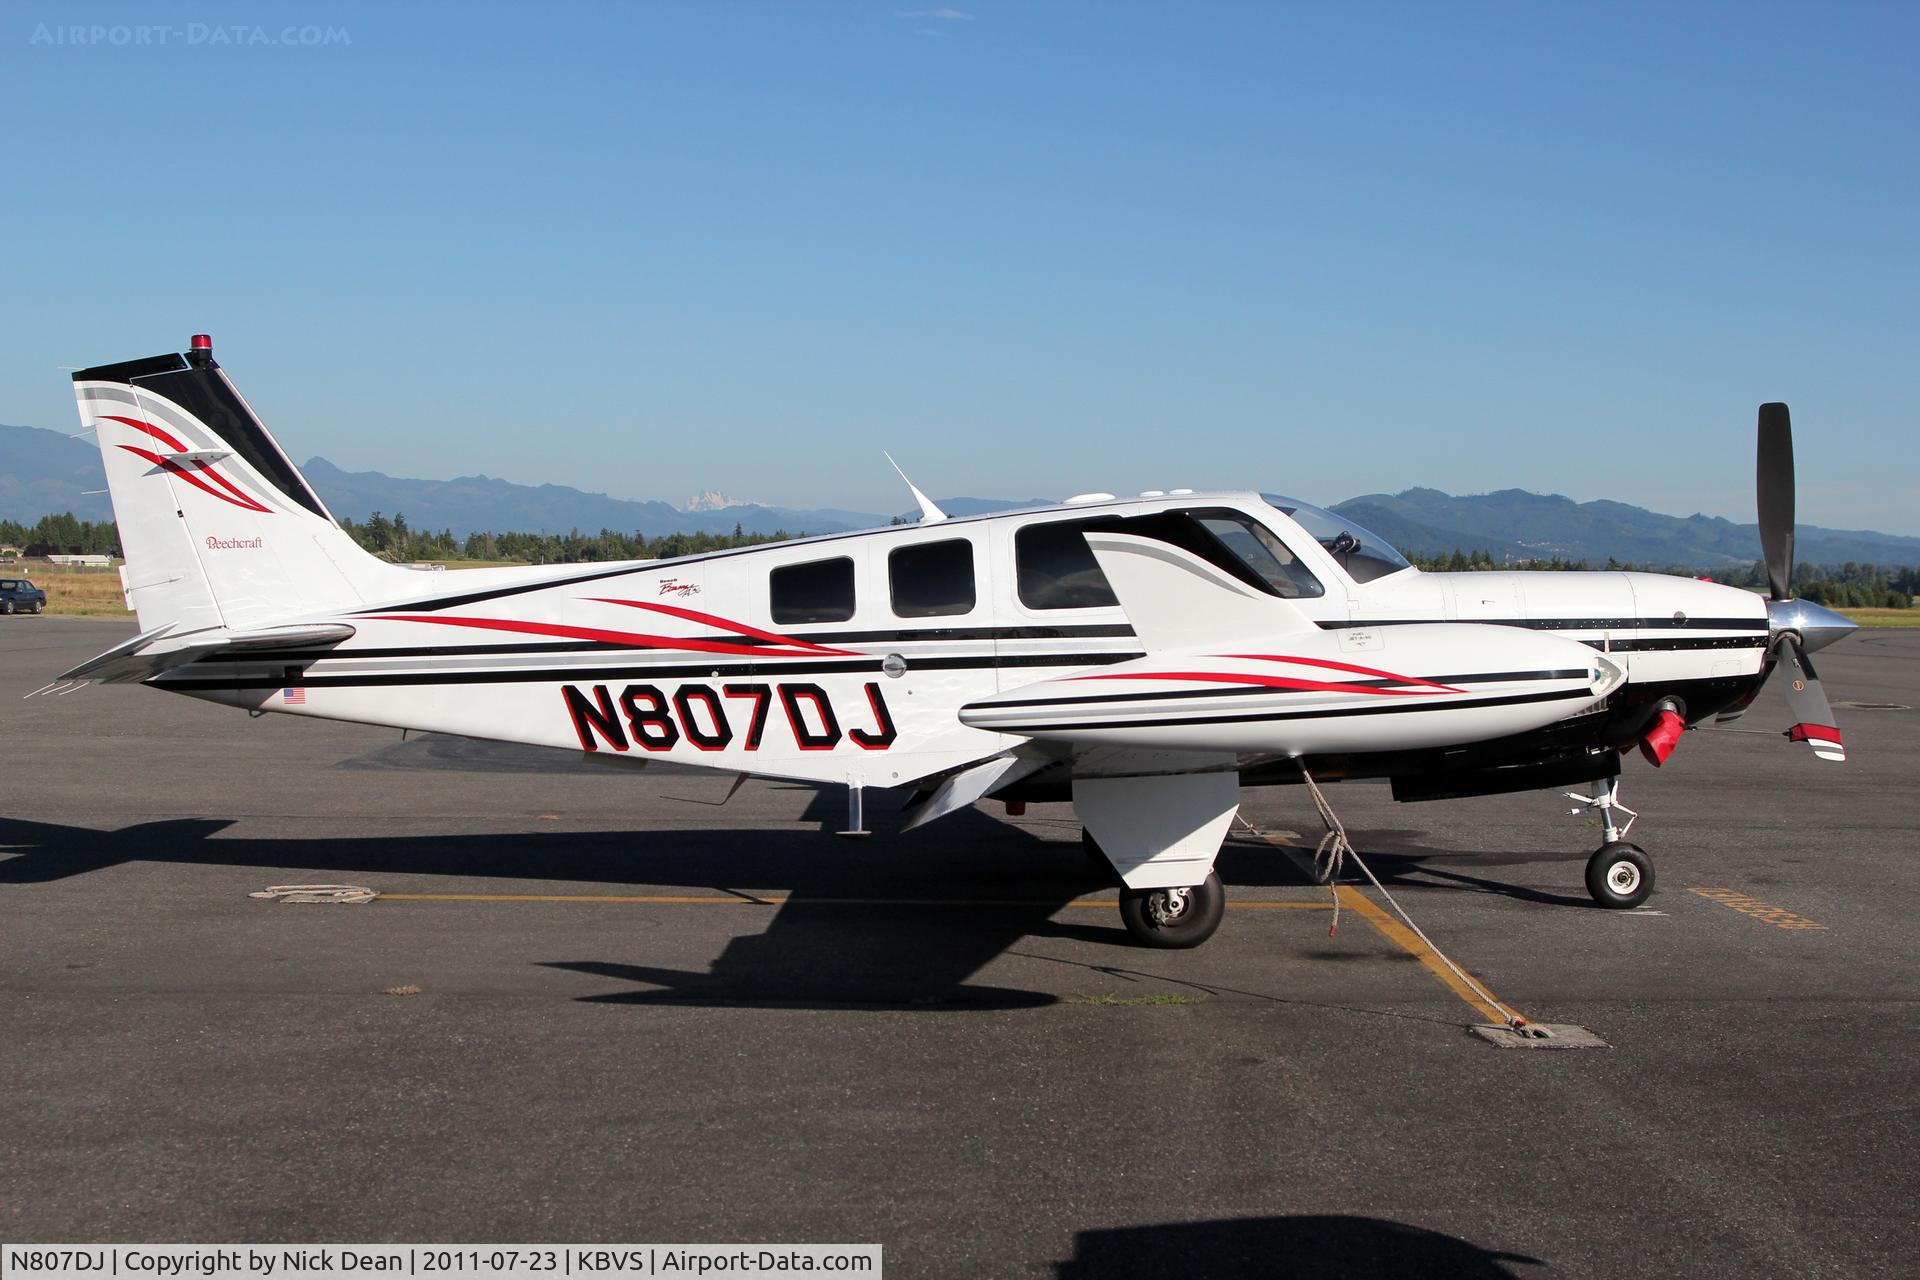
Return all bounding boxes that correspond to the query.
[1586,841,1654,909]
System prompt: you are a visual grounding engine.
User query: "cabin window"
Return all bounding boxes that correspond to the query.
[889,539,976,618]
[1015,520,1119,610]
[1016,507,1325,610]
[770,556,856,624]
[1188,511,1325,599]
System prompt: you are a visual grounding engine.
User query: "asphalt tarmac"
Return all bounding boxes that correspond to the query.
[3,617,1915,1277]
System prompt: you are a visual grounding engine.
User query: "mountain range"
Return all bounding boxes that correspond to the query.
[5,421,1917,567]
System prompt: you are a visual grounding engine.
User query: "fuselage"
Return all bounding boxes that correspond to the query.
[154,490,1771,794]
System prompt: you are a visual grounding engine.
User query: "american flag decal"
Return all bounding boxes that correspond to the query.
[282,687,306,705]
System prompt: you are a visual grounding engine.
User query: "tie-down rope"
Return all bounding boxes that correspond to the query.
[1243,767,1532,1033]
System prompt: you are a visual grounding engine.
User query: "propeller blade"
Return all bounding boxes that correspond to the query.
[1756,402,1795,601]
[1777,637,1844,761]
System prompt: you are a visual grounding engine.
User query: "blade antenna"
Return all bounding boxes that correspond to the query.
[885,451,947,524]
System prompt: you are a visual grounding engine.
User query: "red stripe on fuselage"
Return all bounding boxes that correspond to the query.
[586,598,854,655]
[366,613,840,659]
[1216,653,1463,693]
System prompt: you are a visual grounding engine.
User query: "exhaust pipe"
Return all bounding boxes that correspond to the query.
[1637,698,1686,767]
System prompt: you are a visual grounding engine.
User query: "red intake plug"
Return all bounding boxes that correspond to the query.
[1637,708,1686,767]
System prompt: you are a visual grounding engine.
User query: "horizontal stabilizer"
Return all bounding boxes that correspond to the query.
[62,622,355,683]
[1084,532,1315,653]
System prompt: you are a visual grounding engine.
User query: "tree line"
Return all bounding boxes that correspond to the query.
[5,510,1914,607]
[0,513,122,554]
[1408,548,1915,608]
[336,511,799,565]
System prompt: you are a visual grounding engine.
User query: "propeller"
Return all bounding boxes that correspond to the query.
[1756,402,1795,602]
[1722,402,1852,760]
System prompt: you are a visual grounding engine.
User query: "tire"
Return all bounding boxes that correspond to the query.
[1119,872,1226,949]
[1,601,12,615]
[1586,842,1654,909]
[29,601,42,614]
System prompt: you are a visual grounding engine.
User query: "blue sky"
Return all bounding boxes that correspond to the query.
[3,2,1914,530]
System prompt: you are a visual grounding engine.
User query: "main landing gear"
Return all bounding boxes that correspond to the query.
[1119,875,1227,949]
[1568,776,1655,909]
[1082,829,1227,948]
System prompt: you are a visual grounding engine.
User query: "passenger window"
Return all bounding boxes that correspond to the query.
[1015,520,1118,610]
[889,539,976,618]
[770,556,855,624]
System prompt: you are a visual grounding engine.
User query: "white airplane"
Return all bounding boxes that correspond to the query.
[59,335,1857,948]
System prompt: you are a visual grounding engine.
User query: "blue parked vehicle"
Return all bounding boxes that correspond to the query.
[1,577,47,614]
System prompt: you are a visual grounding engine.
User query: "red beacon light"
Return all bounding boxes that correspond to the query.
[187,333,214,369]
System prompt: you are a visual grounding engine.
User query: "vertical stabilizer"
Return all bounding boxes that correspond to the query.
[72,335,412,633]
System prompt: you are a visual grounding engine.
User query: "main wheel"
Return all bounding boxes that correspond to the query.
[1118,872,1226,949]
[1586,842,1653,909]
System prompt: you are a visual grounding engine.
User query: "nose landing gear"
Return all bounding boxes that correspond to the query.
[1586,841,1654,909]
[1567,776,1655,909]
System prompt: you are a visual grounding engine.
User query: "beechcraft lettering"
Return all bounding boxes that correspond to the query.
[57,333,1859,950]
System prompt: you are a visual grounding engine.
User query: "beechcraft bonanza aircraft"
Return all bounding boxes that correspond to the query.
[59,335,1858,948]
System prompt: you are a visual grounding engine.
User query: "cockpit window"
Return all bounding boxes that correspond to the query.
[1262,496,1412,584]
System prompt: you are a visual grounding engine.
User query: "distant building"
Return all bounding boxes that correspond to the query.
[45,553,114,569]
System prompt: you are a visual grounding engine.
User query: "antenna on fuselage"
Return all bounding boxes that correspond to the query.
[884,451,947,524]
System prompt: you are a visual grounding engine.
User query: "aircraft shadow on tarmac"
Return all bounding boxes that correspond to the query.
[1053,1215,1541,1279]
[0,751,1592,1009]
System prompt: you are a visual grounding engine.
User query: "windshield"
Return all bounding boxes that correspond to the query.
[1261,496,1412,584]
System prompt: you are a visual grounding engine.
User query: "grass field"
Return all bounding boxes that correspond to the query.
[1838,608,1920,629]
[4,565,127,618]
[13,559,536,618]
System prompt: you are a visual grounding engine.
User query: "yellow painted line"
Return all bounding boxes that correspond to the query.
[1687,887,1826,931]
[374,892,1330,910]
[1330,885,1515,1025]
[378,893,787,904]
[1247,830,1521,1026]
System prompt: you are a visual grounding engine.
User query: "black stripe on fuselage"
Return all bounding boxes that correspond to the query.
[211,622,1141,664]
[991,687,1596,734]
[964,669,1593,712]
[1583,635,1766,652]
[172,629,1753,691]
[158,650,1150,692]
[1325,616,1765,633]
[210,623,1757,669]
